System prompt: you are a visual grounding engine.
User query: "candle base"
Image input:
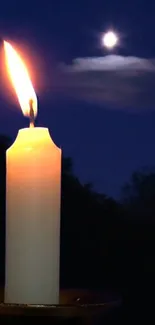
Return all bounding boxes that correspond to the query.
[0,301,121,323]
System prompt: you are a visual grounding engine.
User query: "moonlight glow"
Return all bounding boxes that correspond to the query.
[102,31,118,49]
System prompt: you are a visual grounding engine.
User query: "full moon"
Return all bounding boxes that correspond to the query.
[102,31,118,49]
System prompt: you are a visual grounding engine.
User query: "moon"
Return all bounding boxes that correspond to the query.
[102,31,118,49]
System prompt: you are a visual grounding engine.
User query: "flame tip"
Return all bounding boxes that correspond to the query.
[4,40,37,118]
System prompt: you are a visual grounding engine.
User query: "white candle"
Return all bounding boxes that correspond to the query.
[4,41,61,304]
[5,127,61,304]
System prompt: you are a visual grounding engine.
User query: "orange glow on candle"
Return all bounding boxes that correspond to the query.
[4,40,37,118]
[5,127,61,304]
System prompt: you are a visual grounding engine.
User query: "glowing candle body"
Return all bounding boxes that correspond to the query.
[5,127,61,305]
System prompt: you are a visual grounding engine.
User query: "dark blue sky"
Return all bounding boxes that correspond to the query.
[0,0,155,198]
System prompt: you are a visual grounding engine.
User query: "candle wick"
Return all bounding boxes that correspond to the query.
[29,99,35,128]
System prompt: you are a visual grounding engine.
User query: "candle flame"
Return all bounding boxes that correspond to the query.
[4,41,37,118]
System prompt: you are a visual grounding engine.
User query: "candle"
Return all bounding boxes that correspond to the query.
[4,41,61,305]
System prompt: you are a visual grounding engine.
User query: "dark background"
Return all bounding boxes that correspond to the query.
[0,0,155,320]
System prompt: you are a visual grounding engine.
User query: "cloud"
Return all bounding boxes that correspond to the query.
[54,55,155,111]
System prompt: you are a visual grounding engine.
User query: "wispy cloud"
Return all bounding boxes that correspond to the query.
[54,55,155,111]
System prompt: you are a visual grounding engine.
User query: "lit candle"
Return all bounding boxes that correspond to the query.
[4,41,61,305]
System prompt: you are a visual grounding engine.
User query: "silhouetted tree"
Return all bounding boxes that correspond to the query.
[120,168,155,307]
[60,155,125,289]
[122,167,155,222]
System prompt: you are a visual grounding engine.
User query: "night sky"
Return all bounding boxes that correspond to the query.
[0,0,155,198]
